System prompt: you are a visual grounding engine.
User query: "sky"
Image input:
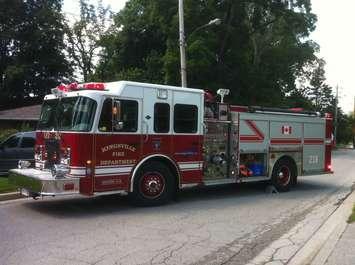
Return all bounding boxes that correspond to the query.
[311,0,355,113]
[63,0,127,17]
[63,0,355,113]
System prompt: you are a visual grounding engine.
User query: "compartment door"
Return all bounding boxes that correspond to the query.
[203,121,234,180]
[303,123,325,173]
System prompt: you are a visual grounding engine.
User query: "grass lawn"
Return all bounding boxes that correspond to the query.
[348,204,355,223]
[0,176,17,193]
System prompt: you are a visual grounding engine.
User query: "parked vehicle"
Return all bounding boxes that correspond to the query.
[0,131,35,175]
[9,81,333,205]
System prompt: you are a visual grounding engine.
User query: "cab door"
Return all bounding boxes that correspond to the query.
[171,91,203,184]
[93,97,142,192]
[141,87,173,157]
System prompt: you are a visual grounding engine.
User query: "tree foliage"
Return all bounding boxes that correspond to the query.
[95,0,322,108]
[94,0,355,142]
[0,0,344,141]
[305,58,334,112]
[336,109,353,145]
[0,0,71,109]
[65,0,111,82]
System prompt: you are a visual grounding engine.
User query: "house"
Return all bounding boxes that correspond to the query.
[0,105,41,130]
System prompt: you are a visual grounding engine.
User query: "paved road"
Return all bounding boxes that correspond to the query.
[1,150,354,265]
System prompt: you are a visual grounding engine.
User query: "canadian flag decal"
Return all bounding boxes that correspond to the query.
[282,125,292,135]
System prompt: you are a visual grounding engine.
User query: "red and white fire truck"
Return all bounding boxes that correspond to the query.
[10,81,333,205]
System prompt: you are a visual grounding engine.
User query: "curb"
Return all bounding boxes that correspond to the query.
[288,191,355,265]
[0,191,24,202]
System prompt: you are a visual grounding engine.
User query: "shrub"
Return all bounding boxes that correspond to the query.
[0,129,18,143]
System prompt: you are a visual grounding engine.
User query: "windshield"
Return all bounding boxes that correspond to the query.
[38,96,97,132]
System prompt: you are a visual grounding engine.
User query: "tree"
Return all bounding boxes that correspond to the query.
[336,110,353,145]
[65,0,111,82]
[305,58,334,113]
[0,0,71,109]
[96,0,319,108]
[94,0,169,83]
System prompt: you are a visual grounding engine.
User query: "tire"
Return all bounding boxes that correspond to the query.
[271,158,296,192]
[130,161,174,206]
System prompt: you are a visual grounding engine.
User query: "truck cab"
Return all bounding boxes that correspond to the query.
[10,81,205,205]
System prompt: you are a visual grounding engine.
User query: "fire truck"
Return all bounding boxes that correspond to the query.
[9,81,333,206]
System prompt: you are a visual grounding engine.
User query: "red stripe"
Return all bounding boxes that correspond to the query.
[304,138,324,145]
[246,120,265,140]
[271,138,302,145]
[240,136,262,140]
[240,120,265,142]
[230,105,248,112]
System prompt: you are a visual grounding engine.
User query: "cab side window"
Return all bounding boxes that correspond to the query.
[120,100,138,132]
[99,98,138,132]
[98,98,113,132]
[154,103,170,133]
[174,104,198,133]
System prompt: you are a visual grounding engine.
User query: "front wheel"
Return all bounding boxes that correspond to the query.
[130,161,174,206]
[271,159,296,192]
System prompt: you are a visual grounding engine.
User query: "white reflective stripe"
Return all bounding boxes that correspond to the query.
[179,164,201,169]
[178,161,204,164]
[180,168,202,172]
[95,172,129,177]
[181,183,199,188]
[35,162,44,168]
[96,164,135,169]
[178,161,203,170]
[70,168,86,175]
[325,139,332,144]
[95,167,132,175]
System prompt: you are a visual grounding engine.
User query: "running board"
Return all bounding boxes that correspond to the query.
[182,176,271,189]
[238,176,270,183]
[204,178,237,186]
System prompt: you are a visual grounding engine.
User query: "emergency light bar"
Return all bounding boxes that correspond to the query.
[54,82,106,93]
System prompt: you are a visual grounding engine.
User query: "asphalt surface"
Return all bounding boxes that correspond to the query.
[0,149,354,265]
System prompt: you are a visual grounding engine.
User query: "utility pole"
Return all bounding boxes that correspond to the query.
[353,96,355,148]
[178,0,187,87]
[178,0,221,88]
[334,85,338,145]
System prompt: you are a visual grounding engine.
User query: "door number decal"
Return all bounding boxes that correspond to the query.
[308,155,319,164]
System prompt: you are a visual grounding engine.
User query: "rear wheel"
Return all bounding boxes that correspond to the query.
[271,158,296,192]
[131,161,174,206]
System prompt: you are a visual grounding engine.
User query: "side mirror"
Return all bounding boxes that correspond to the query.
[112,99,123,131]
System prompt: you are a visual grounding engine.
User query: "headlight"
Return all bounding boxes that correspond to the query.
[60,147,71,165]
[34,145,43,160]
[18,160,31,169]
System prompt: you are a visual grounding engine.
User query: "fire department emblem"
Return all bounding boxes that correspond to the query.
[281,125,292,135]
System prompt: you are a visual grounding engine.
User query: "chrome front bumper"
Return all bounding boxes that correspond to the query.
[9,168,80,197]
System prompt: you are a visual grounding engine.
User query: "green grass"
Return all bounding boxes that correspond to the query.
[0,176,17,193]
[348,204,355,223]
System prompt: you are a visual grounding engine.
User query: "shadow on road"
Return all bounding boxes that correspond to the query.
[21,177,340,219]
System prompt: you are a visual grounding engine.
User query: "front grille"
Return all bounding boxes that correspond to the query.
[44,138,60,168]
